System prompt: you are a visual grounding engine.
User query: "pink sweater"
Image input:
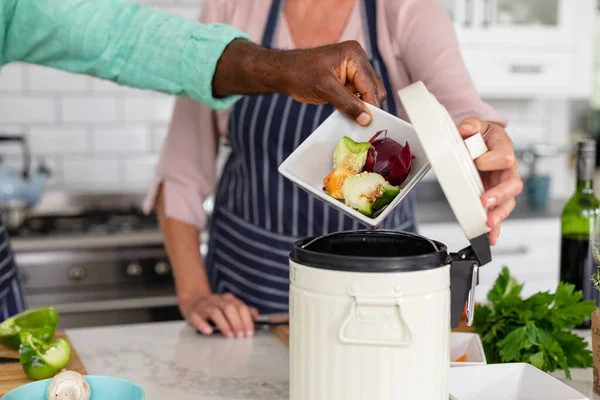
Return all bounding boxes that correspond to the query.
[143,0,507,230]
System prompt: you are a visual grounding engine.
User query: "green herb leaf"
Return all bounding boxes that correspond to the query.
[487,267,523,305]
[471,267,595,380]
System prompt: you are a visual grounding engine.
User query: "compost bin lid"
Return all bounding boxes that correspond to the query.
[397,82,491,244]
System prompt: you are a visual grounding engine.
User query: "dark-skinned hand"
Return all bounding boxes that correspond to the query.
[213,39,386,126]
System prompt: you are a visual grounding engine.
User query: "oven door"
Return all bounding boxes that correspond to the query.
[17,245,183,329]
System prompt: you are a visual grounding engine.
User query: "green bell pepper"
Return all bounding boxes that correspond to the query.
[19,332,71,380]
[0,306,58,350]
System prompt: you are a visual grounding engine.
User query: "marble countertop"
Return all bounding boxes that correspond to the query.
[67,321,599,400]
[67,321,290,400]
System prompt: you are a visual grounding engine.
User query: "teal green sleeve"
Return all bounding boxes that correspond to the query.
[0,0,251,109]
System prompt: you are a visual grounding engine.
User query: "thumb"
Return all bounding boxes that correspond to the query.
[458,117,486,139]
[323,80,372,126]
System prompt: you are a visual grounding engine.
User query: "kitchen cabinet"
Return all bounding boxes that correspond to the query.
[419,217,561,303]
[442,0,574,48]
[438,0,596,98]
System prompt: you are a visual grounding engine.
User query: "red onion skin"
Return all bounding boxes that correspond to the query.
[387,142,414,186]
[363,131,413,186]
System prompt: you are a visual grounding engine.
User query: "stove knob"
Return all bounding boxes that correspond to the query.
[68,266,86,281]
[154,261,170,275]
[126,263,143,277]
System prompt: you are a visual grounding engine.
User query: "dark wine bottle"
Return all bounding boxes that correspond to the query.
[559,139,600,329]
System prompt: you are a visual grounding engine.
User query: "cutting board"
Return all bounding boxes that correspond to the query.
[0,330,87,397]
[270,320,475,347]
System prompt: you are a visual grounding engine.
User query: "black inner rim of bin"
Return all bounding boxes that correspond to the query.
[291,230,449,272]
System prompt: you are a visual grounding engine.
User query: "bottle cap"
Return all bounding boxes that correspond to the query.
[577,139,596,155]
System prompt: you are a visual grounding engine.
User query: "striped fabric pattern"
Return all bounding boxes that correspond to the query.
[0,219,26,321]
[204,0,418,315]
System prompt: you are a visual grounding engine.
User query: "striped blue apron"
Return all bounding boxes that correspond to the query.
[205,0,417,315]
[0,219,26,321]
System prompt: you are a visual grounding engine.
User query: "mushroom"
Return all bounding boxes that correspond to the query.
[47,370,91,400]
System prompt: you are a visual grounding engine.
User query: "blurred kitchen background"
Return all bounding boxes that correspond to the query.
[0,0,598,329]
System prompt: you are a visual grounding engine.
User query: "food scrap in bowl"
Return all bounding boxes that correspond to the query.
[322,131,414,217]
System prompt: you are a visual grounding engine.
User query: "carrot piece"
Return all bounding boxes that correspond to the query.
[454,354,467,362]
[323,167,353,200]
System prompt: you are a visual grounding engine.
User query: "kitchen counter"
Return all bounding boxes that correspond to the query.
[67,321,289,400]
[67,321,598,399]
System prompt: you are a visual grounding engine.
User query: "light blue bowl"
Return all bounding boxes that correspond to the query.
[3,375,145,400]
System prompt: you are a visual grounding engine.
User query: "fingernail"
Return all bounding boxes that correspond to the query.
[460,124,475,133]
[247,331,254,338]
[486,197,497,207]
[357,112,370,126]
[225,333,234,339]
[493,215,500,226]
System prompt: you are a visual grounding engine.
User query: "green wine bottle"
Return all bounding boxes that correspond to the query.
[559,139,600,329]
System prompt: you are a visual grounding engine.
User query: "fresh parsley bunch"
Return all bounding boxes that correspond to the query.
[472,267,596,379]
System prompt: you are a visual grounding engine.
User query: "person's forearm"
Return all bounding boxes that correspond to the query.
[1,0,248,109]
[155,186,212,307]
[213,39,287,98]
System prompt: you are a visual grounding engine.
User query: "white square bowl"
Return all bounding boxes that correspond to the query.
[448,363,589,400]
[450,332,486,367]
[277,103,430,228]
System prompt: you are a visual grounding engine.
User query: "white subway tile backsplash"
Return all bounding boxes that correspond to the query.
[123,155,159,189]
[28,126,89,155]
[152,125,169,151]
[123,96,175,123]
[0,64,25,91]
[61,97,119,123]
[27,66,89,92]
[0,97,57,123]
[63,156,121,188]
[92,126,151,153]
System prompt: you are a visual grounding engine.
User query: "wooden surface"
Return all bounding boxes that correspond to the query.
[271,320,475,347]
[0,330,87,397]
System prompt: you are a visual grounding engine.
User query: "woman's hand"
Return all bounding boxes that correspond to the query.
[180,293,260,339]
[458,118,523,246]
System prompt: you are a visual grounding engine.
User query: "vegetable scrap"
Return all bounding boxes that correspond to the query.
[19,332,71,380]
[364,130,414,186]
[453,354,467,362]
[471,267,596,380]
[323,132,414,217]
[0,306,58,350]
[0,306,72,381]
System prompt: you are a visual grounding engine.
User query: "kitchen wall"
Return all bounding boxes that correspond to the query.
[0,0,577,200]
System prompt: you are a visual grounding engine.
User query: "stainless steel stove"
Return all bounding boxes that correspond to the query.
[6,192,203,329]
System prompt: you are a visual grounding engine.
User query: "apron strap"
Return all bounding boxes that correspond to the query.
[261,0,284,48]
[360,0,398,115]
[261,0,398,113]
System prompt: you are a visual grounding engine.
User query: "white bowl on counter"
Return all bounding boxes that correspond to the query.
[450,332,486,367]
[448,363,589,400]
